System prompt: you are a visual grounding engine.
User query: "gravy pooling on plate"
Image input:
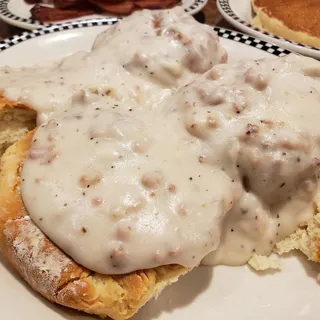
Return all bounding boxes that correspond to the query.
[20,51,320,274]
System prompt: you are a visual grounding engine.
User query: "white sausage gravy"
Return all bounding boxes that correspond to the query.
[6,9,320,275]
[0,7,226,124]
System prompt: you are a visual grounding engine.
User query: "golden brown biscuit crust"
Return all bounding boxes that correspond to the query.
[0,131,189,319]
[252,0,320,48]
[0,96,36,155]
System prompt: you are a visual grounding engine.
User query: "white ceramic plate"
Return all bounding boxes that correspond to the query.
[0,21,319,320]
[0,0,208,30]
[217,0,320,60]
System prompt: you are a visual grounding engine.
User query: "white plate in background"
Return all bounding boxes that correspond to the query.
[217,0,320,59]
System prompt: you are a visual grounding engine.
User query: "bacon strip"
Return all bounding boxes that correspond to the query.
[53,0,87,9]
[31,4,96,22]
[25,0,53,4]
[28,0,180,21]
[88,0,135,15]
[135,0,178,9]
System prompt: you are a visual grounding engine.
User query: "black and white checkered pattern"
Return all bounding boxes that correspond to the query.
[218,0,320,52]
[0,0,48,26]
[214,27,290,57]
[0,0,207,27]
[184,0,207,13]
[0,18,118,52]
[0,20,291,57]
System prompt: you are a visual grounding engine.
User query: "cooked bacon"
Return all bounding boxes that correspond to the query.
[25,0,42,3]
[31,4,96,22]
[53,0,87,9]
[135,0,178,9]
[25,0,53,3]
[27,0,179,21]
[88,0,135,15]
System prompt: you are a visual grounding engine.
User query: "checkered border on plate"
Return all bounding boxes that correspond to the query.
[0,18,118,52]
[0,0,207,27]
[0,0,48,26]
[217,0,320,51]
[214,27,290,57]
[184,0,207,13]
[0,21,291,57]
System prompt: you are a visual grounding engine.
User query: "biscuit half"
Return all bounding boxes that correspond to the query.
[0,131,190,320]
[0,97,36,157]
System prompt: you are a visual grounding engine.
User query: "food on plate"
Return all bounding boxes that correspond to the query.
[30,4,97,21]
[0,98,36,156]
[251,0,320,48]
[276,213,320,262]
[1,51,320,319]
[173,54,320,267]
[26,0,180,21]
[1,6,320,320]
[0,7,226,158]
[0,8,228,319]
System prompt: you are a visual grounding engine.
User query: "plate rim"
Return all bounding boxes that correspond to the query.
[0,0,208,30]
[0,18,291,58]
[216,0,320,53]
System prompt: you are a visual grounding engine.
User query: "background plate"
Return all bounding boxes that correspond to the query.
[0,20,319,320]
[0,0,208,30]
[217,0,320,60]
